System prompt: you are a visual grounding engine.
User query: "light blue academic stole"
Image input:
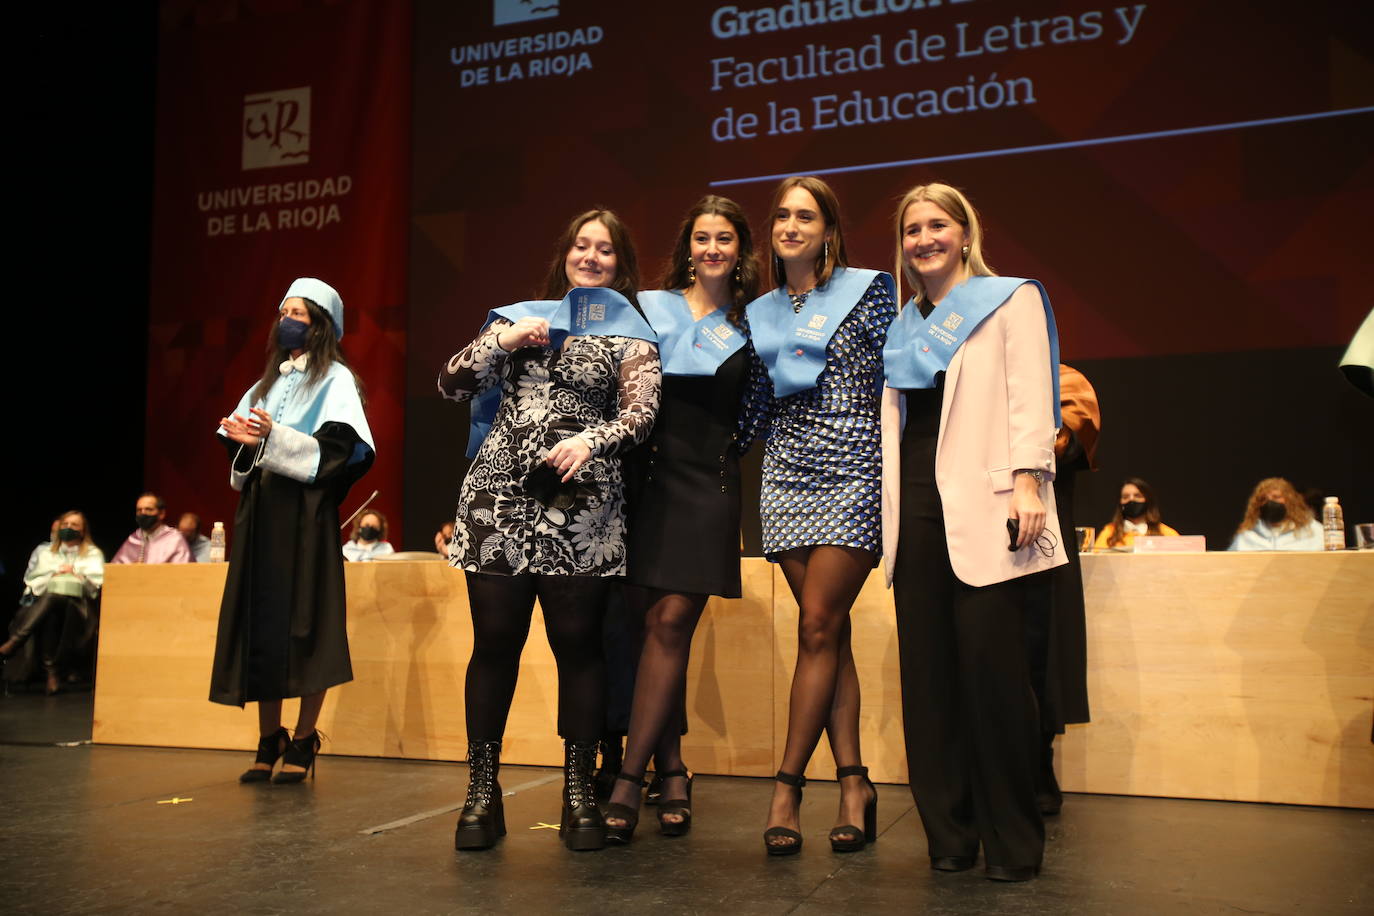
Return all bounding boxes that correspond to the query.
[228,361,375,464]
[638,290,745,377]
[883,276,1061,426]
[465,287,657,457]
[746,267,891,398]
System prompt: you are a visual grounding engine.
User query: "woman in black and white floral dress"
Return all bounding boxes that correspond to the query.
[438,209,660,853]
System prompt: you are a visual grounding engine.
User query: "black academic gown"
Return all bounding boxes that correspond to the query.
[208,420,373,706]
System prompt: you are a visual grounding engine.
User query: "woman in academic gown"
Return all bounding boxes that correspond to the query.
[881,182,1065,881]
[211,277,375,785]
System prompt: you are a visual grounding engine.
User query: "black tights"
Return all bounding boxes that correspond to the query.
[607,587,705,808]
[464,572,610,743]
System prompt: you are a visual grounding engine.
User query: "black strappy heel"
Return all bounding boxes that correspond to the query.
[604,771,647,844]
[239,726,289,783]
[829,765,877,852]
[272,731,322,784]
[763,770,806,855]
[655,769,694,837]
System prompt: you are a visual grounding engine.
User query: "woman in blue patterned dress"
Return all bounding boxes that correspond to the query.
[743,176,897,854]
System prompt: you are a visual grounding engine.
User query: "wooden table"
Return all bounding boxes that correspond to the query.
[92,552,1373,807]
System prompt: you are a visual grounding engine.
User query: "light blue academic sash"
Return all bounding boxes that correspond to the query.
[638,290,745,377]
[226,361,375,466]
[882,276,1061,426]
[465,287,657,457]
[746,267,892,398]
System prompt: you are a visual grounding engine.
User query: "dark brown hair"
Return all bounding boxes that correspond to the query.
[1104,477,1166,547]
[251,298,363,407]
[538,209,641,308]
[766,176,848,290]
[658,194,760,326]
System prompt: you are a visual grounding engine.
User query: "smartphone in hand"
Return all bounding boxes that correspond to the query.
[1007,518,1020,551]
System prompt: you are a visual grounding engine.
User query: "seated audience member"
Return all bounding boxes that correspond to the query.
[112,492,192,564]
[434,521,456,558]
[1229,477,1324,551]
[342,510,395,562]
[2,510,104,693]
[21,519,61,603]
[1095,477,1179,549]
[178,512,210,563]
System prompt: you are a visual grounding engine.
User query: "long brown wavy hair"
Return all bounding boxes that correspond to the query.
[1235,477,1314,535]
[539,208,641,308]
[251,298,362,407]
[1103,477,1167,547]
[766,176,848,291]
[657,194,760,326]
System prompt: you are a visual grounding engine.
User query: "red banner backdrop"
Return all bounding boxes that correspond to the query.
[147,0,410,544]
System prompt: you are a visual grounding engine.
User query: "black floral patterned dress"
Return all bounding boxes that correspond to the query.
[438,320,661,577]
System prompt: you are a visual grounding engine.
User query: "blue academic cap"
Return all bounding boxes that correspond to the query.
[280,277,344,339]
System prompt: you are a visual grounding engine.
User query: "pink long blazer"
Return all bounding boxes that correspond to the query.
[881,282,1068,588]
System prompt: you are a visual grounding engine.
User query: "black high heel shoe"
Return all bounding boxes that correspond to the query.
[455,739,505,850]
[644,772,663,806]
[829,765,877,852]
[603,771,647,844]
[239,726,290,783]
[272,731,322,784]
[656,769,694,837]
[763,770,806,856]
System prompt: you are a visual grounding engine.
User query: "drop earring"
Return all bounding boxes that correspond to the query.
[961,245,970,260]
[687,258,696,282]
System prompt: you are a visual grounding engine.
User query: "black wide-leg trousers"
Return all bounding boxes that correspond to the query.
[893,514,1045,869]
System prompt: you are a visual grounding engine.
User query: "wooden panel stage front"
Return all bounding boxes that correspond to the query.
[92,553,1373,808]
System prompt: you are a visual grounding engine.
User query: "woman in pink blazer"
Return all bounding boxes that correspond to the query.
[880,183,1066,882]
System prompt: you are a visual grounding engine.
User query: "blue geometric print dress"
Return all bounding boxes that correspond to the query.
[741,276,897,560]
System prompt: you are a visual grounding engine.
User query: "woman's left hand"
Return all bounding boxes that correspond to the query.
[1009,473,1047,549]
[547,436,592,483]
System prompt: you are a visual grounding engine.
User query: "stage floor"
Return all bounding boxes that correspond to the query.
[3,690,1371,915]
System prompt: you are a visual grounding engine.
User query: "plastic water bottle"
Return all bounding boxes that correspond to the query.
[209,521,227,562]
[1322,497,1345,551]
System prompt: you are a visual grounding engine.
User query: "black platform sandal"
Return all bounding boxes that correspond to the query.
[829,765,877,852]
[656,769,694,837]
[272,731,322,784]
[763,770,806,856]
[604,771,647,844]
[239,726,290,783]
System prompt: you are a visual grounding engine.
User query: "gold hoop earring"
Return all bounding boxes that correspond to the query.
[687,257,696,282]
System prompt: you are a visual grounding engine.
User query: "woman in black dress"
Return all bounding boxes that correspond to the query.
[602,195,759,842]
[439,210,661,851]
[212,278,375,784]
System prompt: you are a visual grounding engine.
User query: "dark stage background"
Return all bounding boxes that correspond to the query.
[6,1,1372,612]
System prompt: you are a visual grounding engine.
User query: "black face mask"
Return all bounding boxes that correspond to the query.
[277,316,310,352]
[135,513,160,531]
[1120,500,1148,520]
[58,527,81,543]
[358,525,381,542]
[1259,500,1287,525]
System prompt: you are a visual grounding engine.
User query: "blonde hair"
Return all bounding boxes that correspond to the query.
[51,510,95,554]
[1236,477,1314,535]
[893,182,994,306]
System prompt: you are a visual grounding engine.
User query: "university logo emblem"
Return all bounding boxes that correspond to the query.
[942,312,964,331]
[494,0,559,27]
[588,303,606,321]
[807,314,827,330]
[242,87,310,171]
